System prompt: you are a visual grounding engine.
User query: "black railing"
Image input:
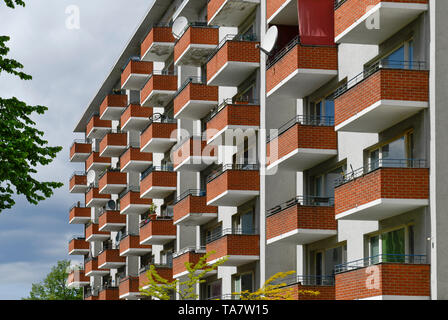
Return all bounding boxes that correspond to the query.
[139,262,173,275]
[121,55,141,71]
[69,235,85,242]
[267,196,335,217]
[118,186,140,199]
[271,275,335,287]
[140,215,173,228]
[98,167,121,180]
[334,0,348,10]
[70,138,92,149]
[173,76,207,99]
[335,158,427,187]
[69,202,87,211]
[141,113,177,135]
[204,97,259,123]
[174,21,217,42]
[266,115,335,142]
[206,33,258,63]
[140,164,174,181]
[206,163,259,183]
[333,59,427,99]
[205,227,258,244]
[99,242,119,254]
[334,254,427,274]
[142,69,177,89]
[174,189,206,204]
[84,286,99,298]
[266,35,300,69]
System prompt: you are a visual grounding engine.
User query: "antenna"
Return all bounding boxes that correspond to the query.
[172,16,189,40]
[87,170,96,186]
[258,26,278,56]
[106,200,116,211]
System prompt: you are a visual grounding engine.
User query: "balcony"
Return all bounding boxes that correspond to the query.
[84,286,99,300]
[140,166,177,199]
[119,187,153,215]
[69,204,91,224]
[173,190,218,226]
[139,215,176,245]
[98,209,126,232]
[334,0,428,45]
[266,196,337,246]
[67,267,90,289]
[206,228,259,266]
[99,94,128,121]
[140,115,178,153]
[140,72,177,108]
[85,152,111,172]
[68,236,90,255]
[334,61,429,133]
[266,115,338,172]
[205,99,260,146]
[98,169,127,194]
[334,159,429,221]
[69,139,91,162]
[174,24,219,66]
[173,247,214,279]
[98,285,119,300]
[139,264,173,290]
[173,136,217,171]
[206,164,259,206]
[98,245,126,269]
[335,254,430,300]
[266,36,337,101]
[206,34,260,86]
[86,114,111,140]
[85,222,110,242]
[121,58,153,90]
[267,0,298,25]
[119,233,151,256]
[120,104,153,132]
[99,131,127,158]
[141,25,175,62]
[85,257,109,277]
[173,77,218,120]
[120,147,153,173]
[119,276,141,300]
[272,275,335,300]
[85,185,111,207]
[172,0,207,21]
[69,172,87,193]
[208,0,260,27]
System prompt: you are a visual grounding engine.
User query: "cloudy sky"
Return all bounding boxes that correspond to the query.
[0,0,153,299]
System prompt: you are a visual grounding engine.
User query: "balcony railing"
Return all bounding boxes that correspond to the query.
[141,113,177,135]
[271,275,335,287]
[267,196,335,217]
[205,227,258,244]
[334,254,427,274]
[335,159,427,187]
[139,214,173,228]
[173,76,206,99]
[173,246,206,259]
[205,97,259,123]
[174,189,206,205]
[140,164,174,181]
[333,59,427,99]
[118,186,140,199]
[206,164,259,184]
[205,33,258,64]
[173,21,211,40]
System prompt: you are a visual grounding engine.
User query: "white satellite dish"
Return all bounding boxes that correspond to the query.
[87,170,96,186]
[172,16,189,40]
[259,26,279,55]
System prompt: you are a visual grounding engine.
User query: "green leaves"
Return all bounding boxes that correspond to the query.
[2,0,25,8]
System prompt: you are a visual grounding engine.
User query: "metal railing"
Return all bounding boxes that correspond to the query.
[98,167,121,180]
[333,59,427,99]
[140,164,174,181]
[172,134,205,151]
[334,158,427,187]
[139,262,173,274]
[205,227,258,244]
[173,76,207,99]
[121,55,141,71]
[204,97,259,123]
[142,69,177,89]
[334,254,427,274]
[98,242,119,254]
[69,235,85,242]
[119,231,139,241]
[69,171,86,181]
[267,196,335,218]
[118,186,140,199]
[173,246,206,258]
[173,21,217,42]
[334,0,348,10]
[140,214,174,228]
[206,163,259,183]
[271,275,335,287]
[174,189,206,204]
[141,112,177,135]
[206,33,258,64]
[69,202,87,211]
[70,138,92,149]
[266,115,335,142]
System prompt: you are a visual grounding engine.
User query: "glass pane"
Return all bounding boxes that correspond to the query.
[315,176,323,197]
[382,137,406,167]
[241,273,253,292]
[241,211,254,234]
[324,99,335,120]
[370,235,380,265]
[384,46,405,68]
[408,40,414,69]
[325,247,342,276]
[382,228,405,262]
[370,149,380,170]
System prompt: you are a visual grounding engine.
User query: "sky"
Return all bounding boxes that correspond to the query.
[0,0,153,300]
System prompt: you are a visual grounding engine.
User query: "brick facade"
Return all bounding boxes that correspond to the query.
[119,277,140,297]
[69,238,89,252]
[174,83,218,116]
[140,122,178,148]
[69,206,91,222]
[119,235,151,255]
[174,26,219,63]
[121,60,153,88]
[99,132,127,155]
[85,152,111,171]
[120,104,153,127]
[141,26,175,58]
[70,142,91,159]
[173,251,205,276]
[98,171,127,192]
[139,266,173,287]
[119,191,152,210]
[173,195,218,224]
[140,217,176,240]
[172,138,217,168]
[267,0,288,21]
[282,284,336,300]
[206,234,260,262]
[86,115,111,137]
[98,210,126,229]
[120,147,153,169]
[69,174,86,191]
[99,94,128,117]
[141,74,178,105]
[85,223,109,239]
[85,187,111,205]
[98,249,126,267]
[140,171,177,195]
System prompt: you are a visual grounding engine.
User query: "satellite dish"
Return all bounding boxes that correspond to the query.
[172,16,189,40]
[259,26,278,55]
[106,200,116,211]
[87,170,96,186]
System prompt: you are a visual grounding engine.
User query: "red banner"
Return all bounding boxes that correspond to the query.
[298,0,335,46]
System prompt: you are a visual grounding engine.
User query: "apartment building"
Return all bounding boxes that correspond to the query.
[67,0,448,300]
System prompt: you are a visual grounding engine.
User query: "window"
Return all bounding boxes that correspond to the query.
[233,272,253,296]
[312,165,346,198]
[368,131,414,169]
[367,225,414,264]
[206,280,222,299]
[312,244,347,280]
[309,95,335,125]
[373,39,414,69]
[232,209,255,234]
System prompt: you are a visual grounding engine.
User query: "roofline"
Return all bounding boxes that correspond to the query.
[73,0,172,133]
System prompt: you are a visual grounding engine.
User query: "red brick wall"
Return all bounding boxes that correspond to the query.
[207,41,260,83]
[70,142,91,159]
[335,168,429,216]
[98,249,125,266]
[266,205,336,241]
[69,238,89,252]
[282,284,335,300]
[69,207,91,222]
[120,104,153,127]
[85,223,109,239]
[206,234,260,262]
[140,171,177,195]
[206,170,260,203]
[140,219,176,240]
[99,94,127,117]
[174,83,218,115]
[207,0,226,21]
[335,0,429,38]
[141,27,175,58]
[173,252,204,276]
[173,195,218,223]
[139,266,173,287]
[121,61,153,88]
[120,147,153,168]
[69,174,86,190]
[335,69,429,126]
[85,259,98,274]
[98,210,125,228]
[119,191,152,209]
[267,44,338,93]
[98,171,127,191]
[119,235,151,255]
[267,123,337,165]
[173,138,217,168]
[206,104,260,141]
[119,277,140,297]
[267,0,288,21]
[85,152,111,171]
[174,27,219,62]
[141,75,177,104]
[86,116,111,136]
[85,188,111,205]
[99,288,119,300]
[99,132,127,155]
[140,122,178,148]
[68,270,90,284]
[335,263,430,300]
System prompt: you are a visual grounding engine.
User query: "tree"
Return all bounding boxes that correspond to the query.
[233,271,320,300]
[0,0,63,212]
[140,251,228,300]
[23,260,83,300]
